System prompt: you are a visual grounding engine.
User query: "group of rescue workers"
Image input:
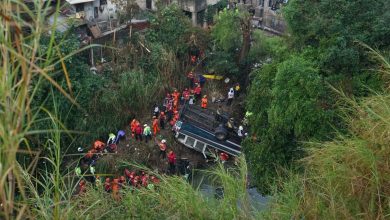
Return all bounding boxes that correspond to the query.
[75,69,244,198]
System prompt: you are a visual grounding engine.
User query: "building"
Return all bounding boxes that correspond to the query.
[66,0,117,22]
[251,0,286,33]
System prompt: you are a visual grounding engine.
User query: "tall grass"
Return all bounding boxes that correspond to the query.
[0,0,84,218]
[263,49,390,219]
[71,157,262,219]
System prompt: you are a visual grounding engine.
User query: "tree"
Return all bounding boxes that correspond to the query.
[283,0,390,94]
[245,55,333,193]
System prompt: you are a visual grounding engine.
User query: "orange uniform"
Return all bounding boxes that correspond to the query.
[94,140,105,151]
[130,119,139,138]
[201,97,208,108]
[112,178,121,201]
[172,91,180,102]
[152,118,160,135]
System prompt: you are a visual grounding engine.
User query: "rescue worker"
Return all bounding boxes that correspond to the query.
[194,84,202,101]
[130,119,139,138]
[226,118,235,132]
[108,143,117,153]
[234,83,240,97]
[88,165,96,183]
[111,178,121,201]
[143,124,152,143]
[93,140,105,152]
[132,175,140,188]
[238,125,244,138]
[78,180,86,194]
[166,99,173,122]
[104,178,111,192]
[107,133,116,145]
[152,116,160,136]
[124,168,132,180]
[170,110,179,126]
[150,176,160,184]
[172,89,180,103]
[115,130,126,144]
[220,152,229,164]
[182,88,190,103]
[164,93,172,108]
[95,176,102,188]
[199,74,206,87]
[159,111,166,129]
[227,88,234,106]
[119,176,126,188]
[156,139,167,159]
[75,166,82,177]
[141,174,149,187]
[167,150,177,174]
[201,95,208,109]
[84,149,96,161]
[153,104,160,117]
[89,165,95,176]
[187,72,194,88]
[189,90,195,105]
[135,123,143,141]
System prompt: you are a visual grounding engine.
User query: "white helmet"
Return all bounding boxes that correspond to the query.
[161,139,166,143]
[77,147,83,152]
[239,126,243,130]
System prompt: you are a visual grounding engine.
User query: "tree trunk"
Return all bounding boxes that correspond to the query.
[238,17,251,64]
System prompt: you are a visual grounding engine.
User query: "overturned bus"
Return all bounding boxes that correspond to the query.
[173,104,242,158]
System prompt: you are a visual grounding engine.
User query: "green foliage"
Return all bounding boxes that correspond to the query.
[146,4,192,55]
[264,90,390,219]
[283,0,390,92]
[245,55,334,193]
[212,8,241,52]
[70,158,258,219]
[205,0,228,24]
[244,0,390,192]
[248,30,288,63]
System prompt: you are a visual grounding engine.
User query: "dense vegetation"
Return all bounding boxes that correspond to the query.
[1,0,390,219]
[244,0,390,193]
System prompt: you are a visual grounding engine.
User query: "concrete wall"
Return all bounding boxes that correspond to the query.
[69,0,117,22]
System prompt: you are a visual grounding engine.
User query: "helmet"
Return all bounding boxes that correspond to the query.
[144,124,147,127]
[153,116,156,119]
[239,126,243,130]
[203,95,207,98]
[77,147,83,152]
[161,139,166,143]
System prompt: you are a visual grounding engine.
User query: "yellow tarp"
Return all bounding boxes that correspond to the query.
[203,75,224,80]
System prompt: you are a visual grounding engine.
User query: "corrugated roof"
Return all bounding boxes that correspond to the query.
[66,0,94,4]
